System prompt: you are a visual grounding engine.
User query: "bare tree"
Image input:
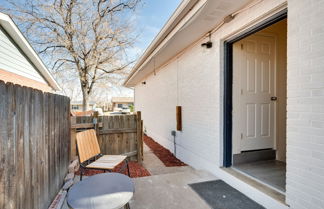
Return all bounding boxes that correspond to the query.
[1,0,140,110]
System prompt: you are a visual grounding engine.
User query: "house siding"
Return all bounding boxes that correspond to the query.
[0,26,47,84]
[286,0,324,208]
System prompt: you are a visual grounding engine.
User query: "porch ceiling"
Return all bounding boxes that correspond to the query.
[124,0,252,87]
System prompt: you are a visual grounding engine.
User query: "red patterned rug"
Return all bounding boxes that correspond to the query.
[76,161,150,178]
[143,135,187,167]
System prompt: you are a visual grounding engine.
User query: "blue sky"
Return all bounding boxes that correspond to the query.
[129,0,181,59]
[1,0,181,61]
[118,0,181,97]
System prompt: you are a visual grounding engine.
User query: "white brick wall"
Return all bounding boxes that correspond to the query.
[135,0,287,174]
[286,0,324,208]
[135,30,221,171]
[134,0,322,207]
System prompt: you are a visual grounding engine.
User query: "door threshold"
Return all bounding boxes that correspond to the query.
[231,166,285,195]
[221,167,287,205]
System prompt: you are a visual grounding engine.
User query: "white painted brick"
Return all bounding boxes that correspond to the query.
[134,0,324,208]
[312,121,324,128]
[312,89,324,96]
[312,151,324,161]
[312,136,324,145]
[286,0,324,208]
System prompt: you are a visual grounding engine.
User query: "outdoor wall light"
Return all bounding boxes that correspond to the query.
[201,41,213,48]
[142,81,146,85]
[201,32,213,49]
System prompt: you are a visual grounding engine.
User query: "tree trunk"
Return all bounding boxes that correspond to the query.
[81,87,90,111]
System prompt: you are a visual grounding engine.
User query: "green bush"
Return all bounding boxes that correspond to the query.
[129,104,134,112]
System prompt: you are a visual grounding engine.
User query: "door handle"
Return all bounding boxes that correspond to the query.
[271,96,277,101]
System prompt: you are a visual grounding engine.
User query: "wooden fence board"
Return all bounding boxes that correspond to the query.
[0,81,6,209]
[136,112,142,164]
[0,81,8,208]
[16,85,25,209]
[35,89,42,208]
[48,92,55,201]
[43,92,49,207]
[7,83,16,209]
[0,82,70,209]
[23,86,32,209]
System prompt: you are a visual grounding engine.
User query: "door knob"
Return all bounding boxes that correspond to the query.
[271,96,277,101]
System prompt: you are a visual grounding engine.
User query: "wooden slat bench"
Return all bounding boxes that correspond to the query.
[76,129,130,180]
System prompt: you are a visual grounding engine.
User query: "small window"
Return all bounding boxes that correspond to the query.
[72,105,79,110]
[117,104,123,108]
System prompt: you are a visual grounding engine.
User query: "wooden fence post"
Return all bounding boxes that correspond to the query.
[93,111,99,134]
[141,120,144,161]
[136,111,143,164]
[70,116,77,161]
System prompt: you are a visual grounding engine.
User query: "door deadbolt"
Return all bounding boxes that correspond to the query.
[271,96,278,101]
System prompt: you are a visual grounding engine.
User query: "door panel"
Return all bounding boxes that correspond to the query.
[246,103,256,138]
[233,34,276,152]
[260,103,270,137]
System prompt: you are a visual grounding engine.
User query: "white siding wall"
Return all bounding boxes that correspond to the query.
[286,0,324,208]
[0,26,47,83]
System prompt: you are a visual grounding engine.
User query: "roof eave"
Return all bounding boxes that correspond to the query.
[124,0,255,88]
[123,0,200,87]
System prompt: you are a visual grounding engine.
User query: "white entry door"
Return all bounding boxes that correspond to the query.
[233,34,276,152]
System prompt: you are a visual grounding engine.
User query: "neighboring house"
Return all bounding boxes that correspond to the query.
[70,101,96,111]
[0,13,60,92]
[111,97,134,111]
[96,102,112,112]
[124,1,324,208]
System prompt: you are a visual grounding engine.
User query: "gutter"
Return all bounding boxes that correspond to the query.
[124,0,200,86]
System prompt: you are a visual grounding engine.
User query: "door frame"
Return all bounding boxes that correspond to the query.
[223,9,287,167]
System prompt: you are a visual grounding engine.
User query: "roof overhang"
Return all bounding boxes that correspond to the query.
[0,13,61,91]
[124,0,252,87]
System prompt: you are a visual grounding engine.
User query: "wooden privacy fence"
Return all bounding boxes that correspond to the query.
[0,81,70,209]
[71,112,143,163]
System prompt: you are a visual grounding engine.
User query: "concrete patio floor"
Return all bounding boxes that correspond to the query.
[128,144,217,209]
[142,143,195,175]
[129,169,217,209]
[63,144,217,209]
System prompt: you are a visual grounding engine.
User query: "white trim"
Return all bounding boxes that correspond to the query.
[217,168,288,209]
[218,1,287,168]
[0,12,61,91]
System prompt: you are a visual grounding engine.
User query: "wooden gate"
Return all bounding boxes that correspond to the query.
[71,112,143,163]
